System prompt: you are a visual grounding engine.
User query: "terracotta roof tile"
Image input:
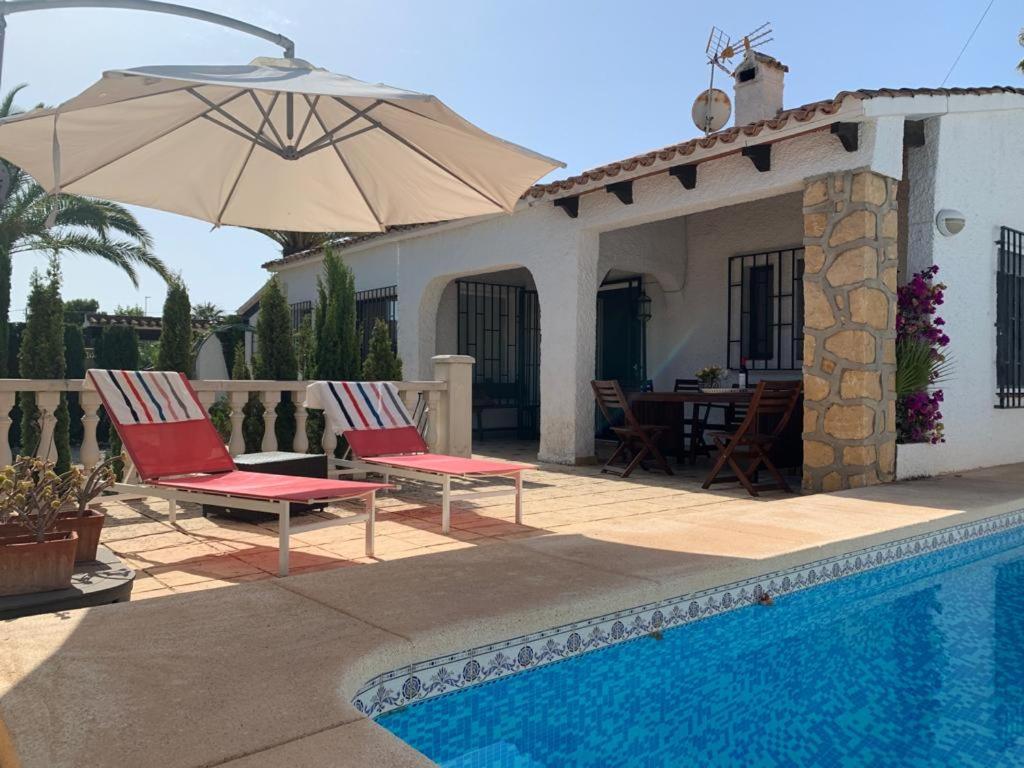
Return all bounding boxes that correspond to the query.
[263,85,1024,269]
[84,313,212,330]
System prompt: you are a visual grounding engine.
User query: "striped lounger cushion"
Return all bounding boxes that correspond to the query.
[86,369,236,480]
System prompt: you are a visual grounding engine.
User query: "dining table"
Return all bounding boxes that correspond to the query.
[628,388,755,465]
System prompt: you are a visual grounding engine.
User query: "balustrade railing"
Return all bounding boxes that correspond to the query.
[0,355,475,469]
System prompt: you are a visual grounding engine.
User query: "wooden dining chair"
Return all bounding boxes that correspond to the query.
[591,380,673,478]
[701,380,803,496]
[674,378,711,463]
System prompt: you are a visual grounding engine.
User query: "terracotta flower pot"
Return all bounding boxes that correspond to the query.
[54,508,106,563]
[0,530,78,596]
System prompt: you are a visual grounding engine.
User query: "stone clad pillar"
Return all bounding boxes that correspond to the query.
[802,169,898,491]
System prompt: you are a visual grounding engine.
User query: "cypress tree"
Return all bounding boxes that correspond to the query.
[253,278,297,380]
[312,250,360,380]
[19,260,70,470]
[253,277,297,450]
[362,319,402,381]
[231,340,250,380]
[294,315,314,381]
[157,278,192,373]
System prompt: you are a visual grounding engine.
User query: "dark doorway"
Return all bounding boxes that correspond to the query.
[595,277,647,436]
[596,277,646,388]
[457,280,541,439]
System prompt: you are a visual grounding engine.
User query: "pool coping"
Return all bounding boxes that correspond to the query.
[356,506,1024,718]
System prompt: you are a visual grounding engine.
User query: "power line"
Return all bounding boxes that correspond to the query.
[941,0,997,86]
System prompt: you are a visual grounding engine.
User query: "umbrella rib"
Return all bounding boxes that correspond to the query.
[293,95,320,148]
[58,89,250,189]
[214,95,279,225]
[306,94,385,232]
[188,89,287,155]
[200,114,282,156]
[248,91,287,152]
[295,101,382,158]
[331,96,506,211]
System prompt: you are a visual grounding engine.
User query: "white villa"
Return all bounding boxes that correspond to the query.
[241,52,1024,492]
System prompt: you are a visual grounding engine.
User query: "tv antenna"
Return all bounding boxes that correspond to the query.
[697,22,773,135]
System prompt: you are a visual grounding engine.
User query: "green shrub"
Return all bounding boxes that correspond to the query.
[157,278,192,373]
[313,250,359,380]
[253,277,297,451]
[19,261,70,471]
[362,318,402,381]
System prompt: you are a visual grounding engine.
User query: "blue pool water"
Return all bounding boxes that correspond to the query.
[379,525,1024,767]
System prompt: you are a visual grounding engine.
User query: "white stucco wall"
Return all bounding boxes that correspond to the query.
[646,193,804,387]
[194,332,229,380]
[896,108,1024,479]
[266,116,896,463]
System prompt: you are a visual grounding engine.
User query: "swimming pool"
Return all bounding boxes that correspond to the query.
[374,512,1024,767]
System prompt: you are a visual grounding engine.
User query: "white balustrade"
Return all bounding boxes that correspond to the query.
[293,389,309,454]
[0,353,475,468]
[261,390,281,453]
[79,390,102,469]
[227,391,248,455]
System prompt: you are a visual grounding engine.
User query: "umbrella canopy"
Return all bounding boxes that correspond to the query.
[0,58,563,232]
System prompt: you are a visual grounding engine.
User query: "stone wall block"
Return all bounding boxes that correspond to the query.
[802,169,898,492]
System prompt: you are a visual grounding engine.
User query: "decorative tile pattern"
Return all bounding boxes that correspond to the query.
[353,508,1024,717]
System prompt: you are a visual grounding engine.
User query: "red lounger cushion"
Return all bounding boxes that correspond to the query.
[362,454,532,476]
[152,471,386,502]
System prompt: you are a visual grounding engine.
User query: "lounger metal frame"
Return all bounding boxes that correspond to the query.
[111,462,376,576]
[330,457,522,534]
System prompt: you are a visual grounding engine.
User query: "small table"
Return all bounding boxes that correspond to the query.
[202,452,329,521]
[629,389,755,465]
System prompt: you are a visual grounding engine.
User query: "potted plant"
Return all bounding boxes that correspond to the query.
[54,455,119,563]
[0,457,78,596]
[695,365,726,390]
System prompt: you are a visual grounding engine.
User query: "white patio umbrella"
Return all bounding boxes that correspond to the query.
[0,57,563,232]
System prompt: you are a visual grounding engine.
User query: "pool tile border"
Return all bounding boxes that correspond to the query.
[354,508,1024,717]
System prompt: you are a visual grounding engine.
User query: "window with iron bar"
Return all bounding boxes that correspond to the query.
[997,227,1024,408]
[727,248,804,370]
[289,300,313,331]
[356,286,398,359]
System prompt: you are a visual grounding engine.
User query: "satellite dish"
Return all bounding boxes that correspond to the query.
[692,88,731,133]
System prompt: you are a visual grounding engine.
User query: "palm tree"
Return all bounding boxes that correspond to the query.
[253,230,350,258]
[191,301,225,327]
[0,84,170,374]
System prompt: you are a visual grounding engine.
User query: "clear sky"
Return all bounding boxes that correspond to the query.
[4,0,1021,318]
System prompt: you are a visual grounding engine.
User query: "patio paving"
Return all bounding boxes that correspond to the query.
[4,447,1024,767]
[101,440,767,601]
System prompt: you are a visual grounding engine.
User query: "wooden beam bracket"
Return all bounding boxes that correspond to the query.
[741,144,771,172]
[553,195,580,218]
[830,122,859,152]
[606,180,634,205]
[668,164,697,190]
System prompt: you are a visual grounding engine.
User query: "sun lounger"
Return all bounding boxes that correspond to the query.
[85,369,387,575]
[306,381,531,533]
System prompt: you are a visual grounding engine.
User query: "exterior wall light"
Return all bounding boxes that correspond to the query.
[936,209,966,237]
[637,291,652,323]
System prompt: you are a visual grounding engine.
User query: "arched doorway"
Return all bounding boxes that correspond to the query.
[431,267,541,440]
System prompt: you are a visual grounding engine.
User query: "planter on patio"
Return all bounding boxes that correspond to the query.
[0,509,106,563]
[0,531,78,596]
[54,509,105,563]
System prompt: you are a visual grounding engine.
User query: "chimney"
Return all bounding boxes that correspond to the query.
[732,49,788,126]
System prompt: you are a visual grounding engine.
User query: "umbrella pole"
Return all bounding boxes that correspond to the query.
[0,0,295,92]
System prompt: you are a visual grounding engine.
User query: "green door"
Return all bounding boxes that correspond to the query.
[596,279,646,435]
